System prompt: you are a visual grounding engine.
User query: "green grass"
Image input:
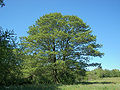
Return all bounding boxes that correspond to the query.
[59,77,120,90]
[1,77,120,90]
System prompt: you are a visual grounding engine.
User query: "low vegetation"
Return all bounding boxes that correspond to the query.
[0,77,120,90]
[59,77,120,90]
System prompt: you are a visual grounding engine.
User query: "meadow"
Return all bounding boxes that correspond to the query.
[59,77,120,90]
[1,77,120,90]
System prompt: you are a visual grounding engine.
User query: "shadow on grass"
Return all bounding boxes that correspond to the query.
[77,81,115,85]
[0,84,62,90]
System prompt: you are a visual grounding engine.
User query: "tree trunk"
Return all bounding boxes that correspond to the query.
[53,40,58,83]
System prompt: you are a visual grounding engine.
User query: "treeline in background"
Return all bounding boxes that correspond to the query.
[87,68,120,80]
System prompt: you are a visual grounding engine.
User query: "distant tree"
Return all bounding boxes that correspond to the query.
[87,67,104,80]
[87,68,120,80]
[110,69,120,77]
[0,0,5,7]
[103,69,111,77]
[20,13,104,84]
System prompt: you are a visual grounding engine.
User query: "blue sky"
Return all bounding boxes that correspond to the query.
[0,0,120,70]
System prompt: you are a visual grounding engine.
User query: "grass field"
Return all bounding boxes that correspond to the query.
[1,77,120,90]
[59,77,120,90]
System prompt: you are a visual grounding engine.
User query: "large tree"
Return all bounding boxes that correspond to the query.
[20,13,104,84]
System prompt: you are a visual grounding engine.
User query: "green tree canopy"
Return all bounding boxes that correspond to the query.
[20,13,104,84]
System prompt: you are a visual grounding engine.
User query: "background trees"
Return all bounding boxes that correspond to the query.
[20,13,104,84]
[0,27,20,86]
[86,68,120,80]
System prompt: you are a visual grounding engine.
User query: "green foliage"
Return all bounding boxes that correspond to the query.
[86,68,104,80]
[0,13,104,86]
[20,13,103,84]
[110,69,120,77]
[0,27,20,86]
[87,68,120,80]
